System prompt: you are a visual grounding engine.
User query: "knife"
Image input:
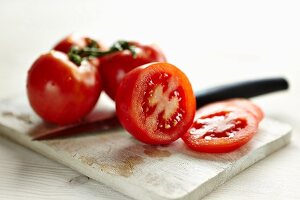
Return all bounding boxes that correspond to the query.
[33,77,288,140]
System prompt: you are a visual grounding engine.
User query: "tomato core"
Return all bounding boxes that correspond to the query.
[141,72,186,132]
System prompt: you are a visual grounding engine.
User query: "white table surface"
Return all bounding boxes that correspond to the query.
[0,0,300,199]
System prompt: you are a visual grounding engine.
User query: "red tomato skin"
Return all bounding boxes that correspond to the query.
[53,35,88,53]
[116,62,196,145]
[27,51,102,125]
[182,104,259,153]
[53,34,105,54]
[100,42,166,100]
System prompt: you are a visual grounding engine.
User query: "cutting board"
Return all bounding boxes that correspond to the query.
[0,95,292,200]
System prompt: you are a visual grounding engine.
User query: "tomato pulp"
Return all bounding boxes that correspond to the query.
[116,62,196,145]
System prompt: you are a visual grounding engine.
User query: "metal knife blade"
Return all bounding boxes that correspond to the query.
[32,115,120,140]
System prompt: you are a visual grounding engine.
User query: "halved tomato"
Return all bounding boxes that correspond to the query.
[116,62,196,145]
[182,101,259,153]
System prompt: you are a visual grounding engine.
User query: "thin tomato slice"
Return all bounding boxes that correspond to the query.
[199,98,264,122]
[226,99,264,122]
[182,102,259,153]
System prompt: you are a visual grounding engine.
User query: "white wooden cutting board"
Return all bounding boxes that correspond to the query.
[0,95,292,200]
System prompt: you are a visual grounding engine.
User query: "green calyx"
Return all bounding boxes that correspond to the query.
[68,40,137,66]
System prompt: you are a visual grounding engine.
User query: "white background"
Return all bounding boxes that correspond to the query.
[0,0,300,199]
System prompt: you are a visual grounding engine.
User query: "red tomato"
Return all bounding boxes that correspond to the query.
[182,101,259,153]
[100,41,166,100]
[27,51,102,125]
[53,34,105,54]
[116,62,196,145]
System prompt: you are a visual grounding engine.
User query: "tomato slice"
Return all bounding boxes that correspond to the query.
[199,98,264,122]
[116,62,196,145]
[225,99,264,122]
[182,102,259,153]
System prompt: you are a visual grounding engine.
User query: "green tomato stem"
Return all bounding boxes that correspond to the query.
[68,40,137,66]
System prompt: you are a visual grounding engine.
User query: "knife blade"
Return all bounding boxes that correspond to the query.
[32,114,120,140]
[32,77,288,140]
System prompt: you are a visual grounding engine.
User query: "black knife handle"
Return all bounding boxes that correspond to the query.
[195,77,289,108]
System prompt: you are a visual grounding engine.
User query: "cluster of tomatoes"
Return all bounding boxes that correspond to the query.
[27,35,263,153]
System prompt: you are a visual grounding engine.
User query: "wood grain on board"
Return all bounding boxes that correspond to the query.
[0,96,292,200]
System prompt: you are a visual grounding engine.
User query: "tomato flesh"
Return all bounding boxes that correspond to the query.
[141,72,186,131]
[116,62,195,145]
[190,111,247,140]
[182,102,259,153]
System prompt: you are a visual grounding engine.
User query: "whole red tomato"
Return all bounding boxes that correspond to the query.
[27,51,102,125]
[116,62,195,145]
[99,41,166,100]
